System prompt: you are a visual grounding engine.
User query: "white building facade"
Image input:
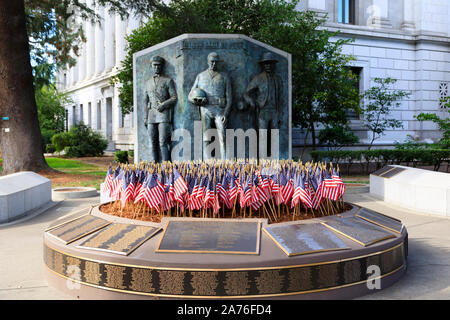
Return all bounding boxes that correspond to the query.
[56,2,144,151]
[58,0,450,154]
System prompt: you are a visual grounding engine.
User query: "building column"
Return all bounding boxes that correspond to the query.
[85,0,95,79]
[70,56,78,87]
[94,3,105,75]
[77,9,86,83]
[368,0,392,28]
[127,13,141,34]
[114,14,127,69]
[104,8,115,72]
[95,99,102,132]
[100,97,106,138]
[78,42,86,82]
[401,0,415,32]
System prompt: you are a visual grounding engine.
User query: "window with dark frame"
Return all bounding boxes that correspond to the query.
[338,0,356,25]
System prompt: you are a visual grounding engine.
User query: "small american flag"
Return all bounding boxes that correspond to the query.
[311,170,324,210]
[121,171,135,206]
[292,172,313,208]
[332,168,345,200]
[280,172,294,205]
[228,173,238,205]
[143,174,164,212]
[102,166,113,194]
[189,178,202,210]
[173,168,188,203]
[204,177,215,209]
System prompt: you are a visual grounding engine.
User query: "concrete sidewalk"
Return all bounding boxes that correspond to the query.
[0,197,99,300]
[0,192,449,300]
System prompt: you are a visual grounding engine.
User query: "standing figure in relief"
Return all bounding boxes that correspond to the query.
[244,52,282,156]
[188,52,232,160]
[144,56,177,162]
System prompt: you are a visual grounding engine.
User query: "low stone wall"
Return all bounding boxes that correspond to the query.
[370,165,450,217]
[0,171,52,224]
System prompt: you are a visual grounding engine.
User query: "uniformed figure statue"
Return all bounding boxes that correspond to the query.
[188,52,232,160]
[244,52,282,131]
[243,52,282,157]
[144,56,177,162]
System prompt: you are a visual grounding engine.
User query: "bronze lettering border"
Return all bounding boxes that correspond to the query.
[44,240,406,298]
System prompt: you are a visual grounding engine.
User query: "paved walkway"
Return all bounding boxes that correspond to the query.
[1,192,449,300]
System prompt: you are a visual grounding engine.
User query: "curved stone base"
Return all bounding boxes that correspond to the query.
[43,204,407,299]
[52,187,98,200]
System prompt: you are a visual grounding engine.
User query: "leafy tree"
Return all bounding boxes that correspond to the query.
[360,77,411,150]
[416,97,450,149]
[36,85,71,151]
[112,0,360,150]
[318,125,359,151]
[36,85,70,133]
[0,0,163,174]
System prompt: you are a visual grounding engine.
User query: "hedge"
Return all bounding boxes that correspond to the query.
[114,151,129,164]
[310,149,450,173]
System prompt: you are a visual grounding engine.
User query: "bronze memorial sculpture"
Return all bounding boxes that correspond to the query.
[188,52,232,160]
[244,52,282,155]
[144,56,177,162]
[44,35,407,300]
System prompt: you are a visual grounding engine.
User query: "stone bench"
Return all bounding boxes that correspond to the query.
[0,171,52,224]
[370,165,450,217]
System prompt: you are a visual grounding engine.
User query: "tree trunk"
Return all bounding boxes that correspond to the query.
[0,1,49,175]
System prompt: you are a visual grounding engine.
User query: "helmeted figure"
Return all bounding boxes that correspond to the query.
[188,52,232,160]
[144,56,177,162]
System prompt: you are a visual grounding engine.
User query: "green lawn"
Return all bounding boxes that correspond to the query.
[0,157,107,189]
[0,157,103,174]
[45,157,106,176]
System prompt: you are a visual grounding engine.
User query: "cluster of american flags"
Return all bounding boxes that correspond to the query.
[102,160,346,222]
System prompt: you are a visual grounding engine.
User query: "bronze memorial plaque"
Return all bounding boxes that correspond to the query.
[156,220,261,255]
[263,223,350,257]
[380,167,406,178]
[356,208,403,234]
[321,217,396,247]
[77,223,161,256]
[46,215,111,245]
[372,166,395,177]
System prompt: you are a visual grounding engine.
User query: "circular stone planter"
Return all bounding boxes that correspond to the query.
[52,187,98,200]
[43,203,407,300]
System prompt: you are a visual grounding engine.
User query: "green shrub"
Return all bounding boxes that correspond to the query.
[41,128,56,152]
[51,131,72,152]
[115,151,129,164]
[128,150,134,158]
[318,126,359,151]
[416,105,449,149]
[52,124,108,157]
[45,144,56,154]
